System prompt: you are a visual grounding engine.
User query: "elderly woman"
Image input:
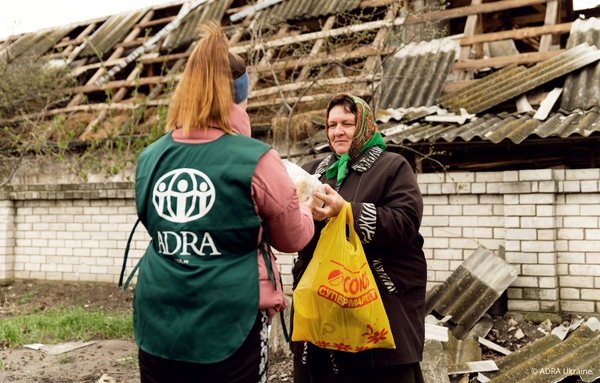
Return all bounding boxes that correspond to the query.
[291,94,426,383]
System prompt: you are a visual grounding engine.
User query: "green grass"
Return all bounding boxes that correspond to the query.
[18,291,37,304]
[113,352,139,370]
[0,306,133,346]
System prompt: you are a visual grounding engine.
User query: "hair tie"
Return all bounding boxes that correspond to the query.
[233,70,249,104]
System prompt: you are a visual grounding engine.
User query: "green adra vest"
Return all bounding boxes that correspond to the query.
[131,132,270,364]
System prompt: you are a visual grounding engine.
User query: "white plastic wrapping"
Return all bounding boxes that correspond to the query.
[282,160,325,209]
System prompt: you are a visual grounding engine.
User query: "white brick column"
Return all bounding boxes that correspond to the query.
[505,170,559,313]
[557,169,600,313]
[0,200,15,282]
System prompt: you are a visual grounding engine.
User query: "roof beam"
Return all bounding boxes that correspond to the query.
[455,0,483,82]
[452,49,564,71]
[229,0,552,54]
[539,1,559,52]
[457,22,573,46]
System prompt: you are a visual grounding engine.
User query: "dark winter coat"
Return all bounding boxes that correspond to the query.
[291,146,427,370]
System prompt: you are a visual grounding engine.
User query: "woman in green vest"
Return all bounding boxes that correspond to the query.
[132,21,315,383]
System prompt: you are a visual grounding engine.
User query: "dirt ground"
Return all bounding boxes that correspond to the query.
[0,280,294,383]
[0,280,583,383]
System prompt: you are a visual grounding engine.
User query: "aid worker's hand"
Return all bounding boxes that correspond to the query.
[300,195,314,209]
[311,184,349,223]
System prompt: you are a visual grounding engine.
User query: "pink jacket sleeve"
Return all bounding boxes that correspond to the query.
[252,149,314,252]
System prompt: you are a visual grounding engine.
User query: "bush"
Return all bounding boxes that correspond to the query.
[0,59,70,120]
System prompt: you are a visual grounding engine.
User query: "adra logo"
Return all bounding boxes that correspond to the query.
[153,168,215,223]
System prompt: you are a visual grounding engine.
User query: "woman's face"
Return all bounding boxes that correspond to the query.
[327,105,356,156]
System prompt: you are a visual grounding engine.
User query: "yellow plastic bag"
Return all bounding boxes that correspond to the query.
[292,202,396,352]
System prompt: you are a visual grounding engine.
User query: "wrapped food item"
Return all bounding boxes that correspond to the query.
[283,160,325,209]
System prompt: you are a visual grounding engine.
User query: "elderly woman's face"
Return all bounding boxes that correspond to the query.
[327,105,356,156]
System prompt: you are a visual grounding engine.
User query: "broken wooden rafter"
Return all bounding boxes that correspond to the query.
[69,73,181,94]
[451,49,564,71]
[68,0,548,76]
[247,89,371,109]
[68,45,397,96]
[229,0,552,54]
[538,0,559,52]
[249,75,379,98]
[135,16,177,30]
[113,37,148,50]
[43,23,98,61]
[53,37,87,49]
[226,0,393,16]
[4,99,168,124]
[67,10,156,108]
[70,53,160,77]
[455,0,483,82]
[457,22,573,46]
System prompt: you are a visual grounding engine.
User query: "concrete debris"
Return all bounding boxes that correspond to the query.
[97,374,117,383]
[585,317,600,331]
[425,246,517,340]
[423,245,600,381]
[570,317,585,332]
[424,108,475,124]
[538,319,553,333]
[425,314,441,325]
[478,337,512,356]
[420,340,451,383]
[551,324,570,340]
[450,360,499,375]
[516,95,534,113]
[425,323,449,342]
[24,341,97,355]
[514,329,525,340]
[533,87,563,121]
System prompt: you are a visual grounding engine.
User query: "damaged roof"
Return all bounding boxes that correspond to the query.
[425,246,517,340]
[561,17,600,111]
[439,43,600,114]
[483,319,600,383]
[378,38,459,109]
[0,26,75,62]
[380,106,600,145]
[79,9,149,57]
[161,0,230,53]
[260,0,362,22]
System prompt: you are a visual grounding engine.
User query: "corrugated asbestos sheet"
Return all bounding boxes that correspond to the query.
[561,18,600,111]
[439,43,600,114]
[445,316,494,374]
[425,246,517,340]
[0,26,74,62]
[378,38,459,109]
[79,9,149,57]
[482,319,600,383]
[161,0,229,52]
[260,0,362,22]
[381,107,600,145]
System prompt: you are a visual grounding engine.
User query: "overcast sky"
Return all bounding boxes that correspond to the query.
[2,0,600,41]
[1,0,178,40]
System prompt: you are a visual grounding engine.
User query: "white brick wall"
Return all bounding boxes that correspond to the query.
[418,169,600,314]
[1,169,600,314]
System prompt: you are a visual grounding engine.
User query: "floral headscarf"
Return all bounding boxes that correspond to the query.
[325,93,386,185]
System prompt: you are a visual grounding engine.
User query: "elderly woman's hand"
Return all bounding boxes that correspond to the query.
[312,184,349,223]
